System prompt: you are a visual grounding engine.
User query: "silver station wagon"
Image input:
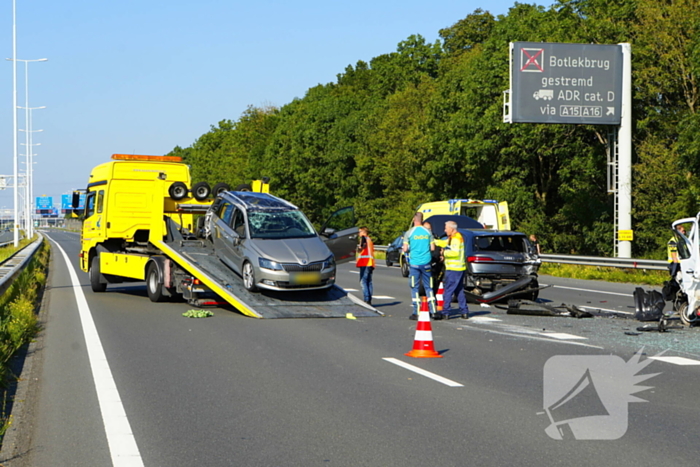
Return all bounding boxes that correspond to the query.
[206,191,356,293]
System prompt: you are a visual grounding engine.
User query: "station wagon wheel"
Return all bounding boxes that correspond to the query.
[192,181,211,201]
[242,261,258,292]
[678,302,698,326]
[212,182,230,197]
[90,254,107,292]
[169,181,188,200]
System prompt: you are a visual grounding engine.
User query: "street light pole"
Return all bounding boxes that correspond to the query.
[8,58,48,239]
[19,105,45,238]
[11,0,18,246]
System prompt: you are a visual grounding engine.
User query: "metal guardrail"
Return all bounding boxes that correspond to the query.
[0,234,44,297]
[539,254,667,270]
[373,245,667,270]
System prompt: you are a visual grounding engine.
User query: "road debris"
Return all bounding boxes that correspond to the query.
[632,287,665,321]
[498,300,593,318]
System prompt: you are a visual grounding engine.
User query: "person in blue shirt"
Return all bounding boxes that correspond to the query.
[403,212,437,320]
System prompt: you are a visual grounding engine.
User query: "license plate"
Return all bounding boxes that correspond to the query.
[290,272,321,285]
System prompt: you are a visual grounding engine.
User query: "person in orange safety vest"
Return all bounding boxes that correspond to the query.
[356,226,375,305]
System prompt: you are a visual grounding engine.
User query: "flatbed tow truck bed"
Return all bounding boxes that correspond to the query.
[154,225,382,319]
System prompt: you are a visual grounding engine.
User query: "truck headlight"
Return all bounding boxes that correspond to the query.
[259,258,283,270]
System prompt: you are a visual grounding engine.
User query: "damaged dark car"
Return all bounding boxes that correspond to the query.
[460,229,542,303]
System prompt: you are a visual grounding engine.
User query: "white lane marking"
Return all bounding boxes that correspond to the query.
[649,356,700,366]
[342,289,394,300]
[383,358,464,387]
[548,284,631,297]
[468,316,502,323]
[349,271,359,275]
[579,305,634,315]
[539,332,587,340]
[50,238,144,467]
[463,326,604,349]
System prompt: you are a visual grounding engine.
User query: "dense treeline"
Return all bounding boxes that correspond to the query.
[169,0,700,258]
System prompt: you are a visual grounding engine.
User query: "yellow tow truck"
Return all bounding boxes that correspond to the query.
[75,154,379,319]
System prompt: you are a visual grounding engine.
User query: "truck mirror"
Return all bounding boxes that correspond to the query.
[72,192,81,208]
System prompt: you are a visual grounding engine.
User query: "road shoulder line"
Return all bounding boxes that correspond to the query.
[51,239,144,467]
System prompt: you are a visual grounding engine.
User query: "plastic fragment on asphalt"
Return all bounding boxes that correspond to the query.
[346,313,357,320]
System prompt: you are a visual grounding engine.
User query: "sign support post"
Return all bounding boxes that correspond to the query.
[506,41,630,257]
[617,43,632,258]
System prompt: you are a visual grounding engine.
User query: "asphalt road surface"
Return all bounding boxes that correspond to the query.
[3,230,700,466]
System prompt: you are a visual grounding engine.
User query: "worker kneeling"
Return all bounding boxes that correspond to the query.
[435,221,469,320]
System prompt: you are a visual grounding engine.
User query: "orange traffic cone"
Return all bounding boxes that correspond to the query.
[405,297,442,358]
[436,281,444,312]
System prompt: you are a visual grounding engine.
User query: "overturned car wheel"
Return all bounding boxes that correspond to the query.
[678,302,700,326]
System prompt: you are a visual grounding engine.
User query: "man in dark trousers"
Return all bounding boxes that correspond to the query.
[436,220,469,319]
[403,212,437,319]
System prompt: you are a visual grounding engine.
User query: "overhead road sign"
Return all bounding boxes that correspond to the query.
[36,196,52,209]
[506,42,623,125]
[62,193,85,213]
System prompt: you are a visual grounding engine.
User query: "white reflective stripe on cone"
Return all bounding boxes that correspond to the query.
[414,330,434,341]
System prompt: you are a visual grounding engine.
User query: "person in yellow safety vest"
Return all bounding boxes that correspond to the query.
[356,226,375,305]
[667,225,686,278]
[435,220,469,320]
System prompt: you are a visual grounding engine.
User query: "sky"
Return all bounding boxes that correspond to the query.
[1,0,531,214]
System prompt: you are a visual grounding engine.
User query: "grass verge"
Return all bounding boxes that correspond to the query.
[0,239,49,442]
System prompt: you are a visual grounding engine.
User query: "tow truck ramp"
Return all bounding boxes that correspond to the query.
[153,233,382,319]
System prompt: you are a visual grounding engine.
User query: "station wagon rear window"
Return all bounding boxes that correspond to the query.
[473,235,527,253]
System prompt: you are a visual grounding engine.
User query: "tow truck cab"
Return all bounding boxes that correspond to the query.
[417,199,510,231]
[76,154,211,273]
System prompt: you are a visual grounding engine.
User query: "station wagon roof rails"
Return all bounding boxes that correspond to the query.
[224,191,298,211]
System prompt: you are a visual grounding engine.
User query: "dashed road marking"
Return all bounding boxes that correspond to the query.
[343,288,394,300]
[539,332,587,340]
[468,316,502,323]
[383,358,464,387]
[580,305,634,315]
[648,356,700,366]
[549,284,631,297]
